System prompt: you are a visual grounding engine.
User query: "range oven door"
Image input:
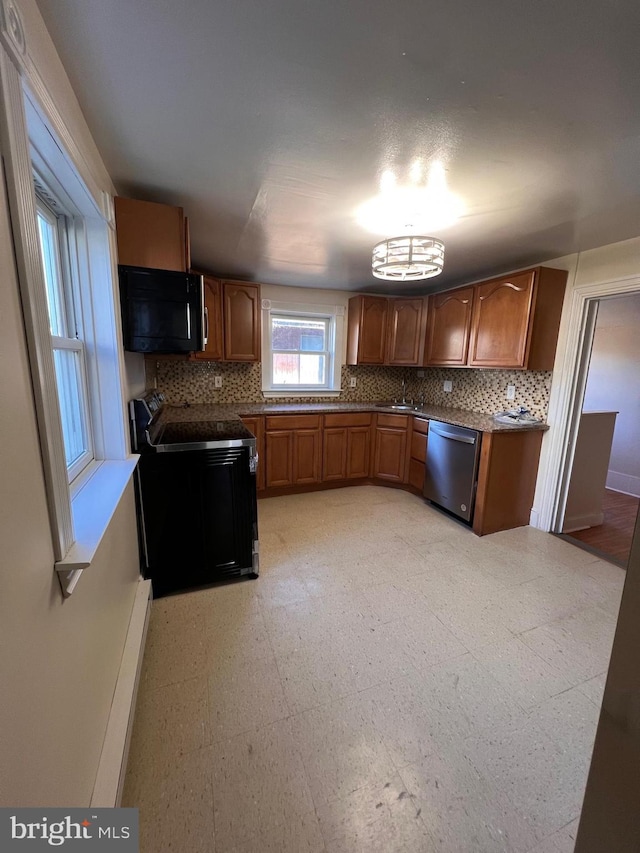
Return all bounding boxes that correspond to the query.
[138,445,258,597]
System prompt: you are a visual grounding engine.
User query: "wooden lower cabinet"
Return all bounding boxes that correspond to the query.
[473,430,543,535]
[372,414,408,482]
[256,408,542,538]
[265,415,322,488]
[407,416,428,491]
[322,413,372,481]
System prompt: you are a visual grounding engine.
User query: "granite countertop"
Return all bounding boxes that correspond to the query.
[159,401,548,433]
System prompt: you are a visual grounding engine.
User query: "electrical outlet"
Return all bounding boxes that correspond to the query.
[443,380,453,393]
[214,375,223,388]
[416,369,425,378]
[349,377,357,388]
[506,384,516,400]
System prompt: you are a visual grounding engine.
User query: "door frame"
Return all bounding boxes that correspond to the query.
[534,273,640,533]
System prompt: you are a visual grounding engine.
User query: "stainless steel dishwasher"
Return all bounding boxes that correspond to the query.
[424,420,481,523]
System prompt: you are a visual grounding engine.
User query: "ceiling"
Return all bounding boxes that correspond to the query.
[36,0,640,294]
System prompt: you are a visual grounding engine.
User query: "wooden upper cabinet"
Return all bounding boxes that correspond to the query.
[347,296,388,364]
[468,272,535,368]
[425,286,474,366]
[222,281,261,361]
[191,275,223,361]
[114,197,188,271]
[386,298,427,366]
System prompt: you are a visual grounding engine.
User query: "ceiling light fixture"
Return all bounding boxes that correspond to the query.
[372,234,445,281]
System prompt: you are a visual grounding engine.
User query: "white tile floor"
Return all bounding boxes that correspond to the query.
[123,486,624,852]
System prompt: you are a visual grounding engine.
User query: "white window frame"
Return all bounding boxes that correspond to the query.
[0,50,137,596]
[261,300,344,397]
[35,192,95,483]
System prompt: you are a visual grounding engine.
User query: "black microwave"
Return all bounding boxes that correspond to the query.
[119,265,204,354]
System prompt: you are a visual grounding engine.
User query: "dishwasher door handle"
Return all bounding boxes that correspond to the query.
[431,427,476,444]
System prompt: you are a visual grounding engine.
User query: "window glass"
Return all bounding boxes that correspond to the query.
[35,197,92,480]
[270,314,331,388]
[52,347,90,468]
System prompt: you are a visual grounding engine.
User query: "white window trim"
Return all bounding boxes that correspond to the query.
[261,299,344,397]
[0,50,137,596]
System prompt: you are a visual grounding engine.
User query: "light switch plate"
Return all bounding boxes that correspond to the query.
[443,380,453,393]
[416,369,425,378]
[214,375,223,388]
[506,384,516,400]
[349,377,357,387]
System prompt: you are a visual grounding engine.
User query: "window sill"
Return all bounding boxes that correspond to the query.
[55,456,139,596]
[262,390,342,398]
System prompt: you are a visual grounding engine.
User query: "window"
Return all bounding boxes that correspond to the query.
[262,301,344,395]
[35,194,93,482]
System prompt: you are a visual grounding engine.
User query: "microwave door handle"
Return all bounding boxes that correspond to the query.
[200,276,206,347]
[186,304,191,340]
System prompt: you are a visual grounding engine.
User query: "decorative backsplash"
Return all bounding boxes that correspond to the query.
[146,357,552,420]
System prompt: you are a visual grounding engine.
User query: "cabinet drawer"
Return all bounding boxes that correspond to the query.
[411,431,427,464]
[412,416,429,435]
[323,413,372,428]
[376,413,409,429]
[266,414,321,431]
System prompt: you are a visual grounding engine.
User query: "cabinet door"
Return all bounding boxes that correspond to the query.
[323,428,348,481]
[468,272,535,368]
[346,426,371,478]
[425,287,474,366]
[223,281,261,361]
[191,276,223,361]
[358,297,388,364]
[386,298,426,365]
[373,427,407,482]
[293,429,322,484]
[265,431,293,487]
[114,197,186,272]
[408,457,426,491]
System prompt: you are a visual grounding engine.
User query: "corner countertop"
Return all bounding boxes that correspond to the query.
[158,401,549,434]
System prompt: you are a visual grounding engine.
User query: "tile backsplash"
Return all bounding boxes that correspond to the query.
[147,357,552,420]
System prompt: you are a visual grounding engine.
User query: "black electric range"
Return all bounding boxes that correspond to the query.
[130,394,259,597]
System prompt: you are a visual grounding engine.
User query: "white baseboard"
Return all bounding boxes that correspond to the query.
[91,578,152,807]
[563,510,605,533]
[606,470,640,498]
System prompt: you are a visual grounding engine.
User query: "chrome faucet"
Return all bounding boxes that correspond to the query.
[401,377,407,404]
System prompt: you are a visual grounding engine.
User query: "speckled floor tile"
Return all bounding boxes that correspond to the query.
[123,486,618,852]
[315,773,434,852]
[122,747,215,853]
[290,694,396,806]
[210,719,324,853]
[472,635,572,711]
[520,606,616,685]
[126,677,210,777]
[207,652,289,741]
[575,671,607,708]
[399,746,539,852]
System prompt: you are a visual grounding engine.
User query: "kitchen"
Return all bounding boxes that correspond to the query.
[0,2,638,849]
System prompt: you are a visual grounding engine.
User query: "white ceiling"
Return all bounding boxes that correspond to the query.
[36,0,640,294]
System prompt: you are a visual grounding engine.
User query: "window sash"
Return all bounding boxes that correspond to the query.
[268,313,334,390]
[35,196,94,483]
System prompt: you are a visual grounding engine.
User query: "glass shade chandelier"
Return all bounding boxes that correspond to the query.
[371,234,445,281]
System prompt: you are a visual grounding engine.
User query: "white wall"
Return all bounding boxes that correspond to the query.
[583,294,640,496]
[0,0,141,805]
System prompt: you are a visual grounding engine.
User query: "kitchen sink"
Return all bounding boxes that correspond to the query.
[376,402,421,411]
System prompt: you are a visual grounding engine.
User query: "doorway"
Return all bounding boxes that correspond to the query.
[557,292,640,567]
